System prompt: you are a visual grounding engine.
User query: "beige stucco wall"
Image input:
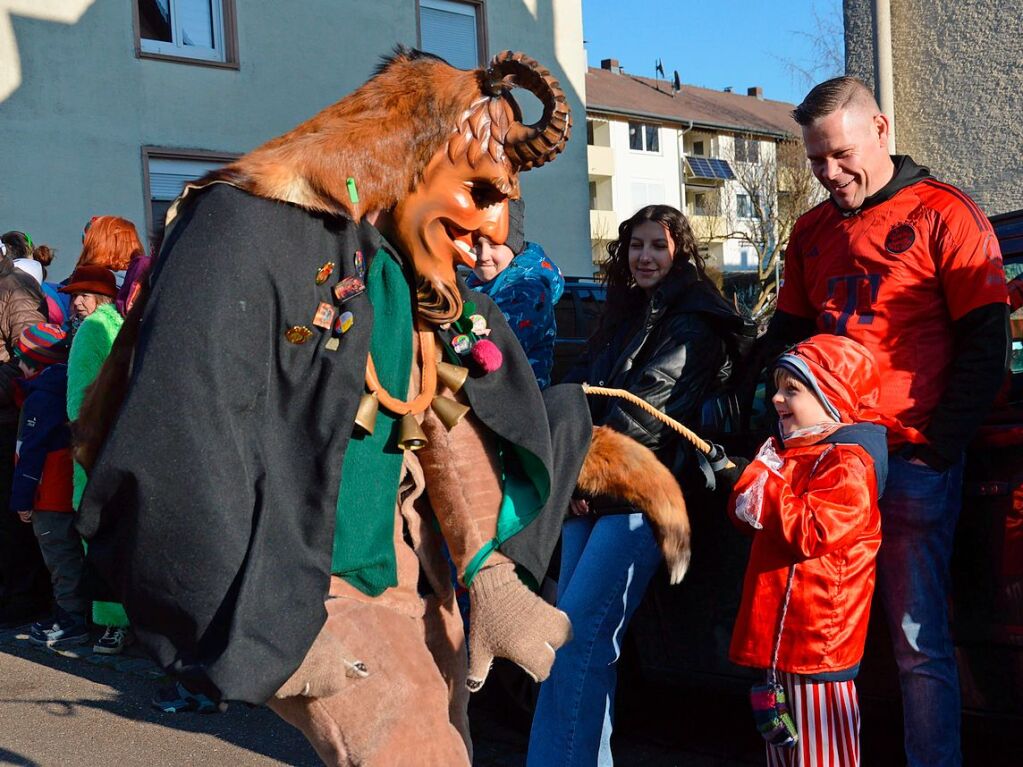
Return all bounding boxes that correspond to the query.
[844,0,1023,216]
[0,0,590,278]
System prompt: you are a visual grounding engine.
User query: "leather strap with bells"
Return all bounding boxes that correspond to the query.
[359,330,470,450]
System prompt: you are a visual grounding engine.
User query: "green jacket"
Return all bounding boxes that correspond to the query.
[67,302,123,509]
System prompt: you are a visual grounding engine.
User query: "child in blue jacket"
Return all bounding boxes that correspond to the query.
[10,323,85,647]
[466,199,564,389]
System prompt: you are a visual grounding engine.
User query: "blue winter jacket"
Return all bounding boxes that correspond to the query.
[12,364,73,512]
[465,242,565,388]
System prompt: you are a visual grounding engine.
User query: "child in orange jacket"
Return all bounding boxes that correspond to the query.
[729,334,923,767]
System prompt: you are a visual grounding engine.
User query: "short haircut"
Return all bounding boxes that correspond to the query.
[773,366,797,389]
[791,76,879,126]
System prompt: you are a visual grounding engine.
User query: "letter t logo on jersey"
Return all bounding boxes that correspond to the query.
[823,274,882,336]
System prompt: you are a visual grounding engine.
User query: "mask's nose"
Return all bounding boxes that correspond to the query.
[477,200,510,246]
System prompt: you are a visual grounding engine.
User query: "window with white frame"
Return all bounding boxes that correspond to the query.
[734,135,760,163]
[419,0,483,70]
[692,140,706,156]
[628,121,659,153]
[630,180,666,210]
[145,153,232,249]
[136,0,235,63]
[736,193,754,218]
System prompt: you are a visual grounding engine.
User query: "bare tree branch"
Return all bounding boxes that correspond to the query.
[690,138,827,321]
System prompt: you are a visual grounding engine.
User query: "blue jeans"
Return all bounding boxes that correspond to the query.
[877,453,964,767]
[527,513,662,767]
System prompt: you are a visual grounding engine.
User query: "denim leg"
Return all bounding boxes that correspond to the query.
[877,455,964,767]
[527,513,662,767]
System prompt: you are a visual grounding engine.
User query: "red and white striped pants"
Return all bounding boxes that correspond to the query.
[765,671,861,767]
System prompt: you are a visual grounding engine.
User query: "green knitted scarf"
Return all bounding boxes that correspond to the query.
[331,249,413,596]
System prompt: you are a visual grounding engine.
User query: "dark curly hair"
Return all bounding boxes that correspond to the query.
[596,205,712,340]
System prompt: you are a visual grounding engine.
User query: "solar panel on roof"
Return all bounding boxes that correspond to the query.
[685,156,735,180]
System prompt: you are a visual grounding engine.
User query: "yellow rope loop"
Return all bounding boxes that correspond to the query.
[581,383,714,456]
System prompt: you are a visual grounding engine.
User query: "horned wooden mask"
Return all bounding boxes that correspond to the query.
[391,51,572,323]
[211,48,571,324]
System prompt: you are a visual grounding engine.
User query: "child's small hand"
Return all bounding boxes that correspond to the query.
[569,498,590,516]
[16,510,32,523]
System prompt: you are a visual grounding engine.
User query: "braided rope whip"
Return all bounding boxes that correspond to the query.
[581,384,719,458]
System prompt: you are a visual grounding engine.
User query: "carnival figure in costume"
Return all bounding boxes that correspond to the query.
[75,49,690,766]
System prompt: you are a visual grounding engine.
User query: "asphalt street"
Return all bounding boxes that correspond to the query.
[0,625,758,767]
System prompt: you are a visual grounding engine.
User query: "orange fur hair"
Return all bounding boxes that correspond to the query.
[576,426,692,584]
[207,48,513,218]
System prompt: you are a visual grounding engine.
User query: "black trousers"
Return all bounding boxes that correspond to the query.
[0,421,52,618]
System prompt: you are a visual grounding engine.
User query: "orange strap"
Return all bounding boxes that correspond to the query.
[365,330,437,415]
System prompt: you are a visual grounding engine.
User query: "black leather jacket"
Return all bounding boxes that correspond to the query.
[565,263,746,477]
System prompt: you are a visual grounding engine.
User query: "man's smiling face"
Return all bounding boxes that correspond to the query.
[802,106,893,211]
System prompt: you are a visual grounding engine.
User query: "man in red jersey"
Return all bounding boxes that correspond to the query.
[755,77,1009,767]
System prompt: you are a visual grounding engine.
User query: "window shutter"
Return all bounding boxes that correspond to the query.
[420,0,478,70]
[149,157,225,200]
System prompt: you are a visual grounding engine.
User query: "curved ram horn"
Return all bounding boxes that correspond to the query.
[484,50,572,171]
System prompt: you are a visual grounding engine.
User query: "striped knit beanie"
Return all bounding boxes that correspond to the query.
[15,323,69,366]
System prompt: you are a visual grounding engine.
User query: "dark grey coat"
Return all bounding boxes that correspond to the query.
[77,185,589,704]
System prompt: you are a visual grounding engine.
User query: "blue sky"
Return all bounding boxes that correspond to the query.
[581,0,844,105]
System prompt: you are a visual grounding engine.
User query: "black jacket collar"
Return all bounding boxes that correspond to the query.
[833,154,932,217]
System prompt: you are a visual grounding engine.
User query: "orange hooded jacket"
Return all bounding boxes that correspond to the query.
[728,334,922,677]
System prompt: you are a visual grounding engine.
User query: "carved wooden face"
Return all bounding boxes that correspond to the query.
[390,143,519,324]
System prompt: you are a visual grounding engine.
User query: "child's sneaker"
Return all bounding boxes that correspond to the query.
[29,609,89,649]
[93,625,132,655]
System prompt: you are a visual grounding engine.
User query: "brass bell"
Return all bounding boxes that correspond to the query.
[431,395,470,430]
[436,361,469,393]
[396,413,428,451]
[354,392,379,435]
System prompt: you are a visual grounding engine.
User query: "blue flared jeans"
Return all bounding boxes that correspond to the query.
[527,513,662,767]
[877,453,964,767]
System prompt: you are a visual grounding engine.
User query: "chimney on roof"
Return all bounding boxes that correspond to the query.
[747,86,764,99]
[601,58,622,75]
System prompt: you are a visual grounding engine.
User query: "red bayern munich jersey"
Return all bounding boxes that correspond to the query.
[779,178,1008,435]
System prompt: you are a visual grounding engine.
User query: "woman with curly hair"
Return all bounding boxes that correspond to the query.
[528,205,746,766]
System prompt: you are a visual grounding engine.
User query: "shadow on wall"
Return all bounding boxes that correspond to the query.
[0,1,97,103]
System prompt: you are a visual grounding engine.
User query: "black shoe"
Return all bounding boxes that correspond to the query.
[29,608,89,648]
[93,625,133,655]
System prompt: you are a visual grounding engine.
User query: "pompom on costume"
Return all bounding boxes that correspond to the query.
[75,49,690,766]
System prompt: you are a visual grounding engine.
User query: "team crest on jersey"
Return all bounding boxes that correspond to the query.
[885,223,916,254]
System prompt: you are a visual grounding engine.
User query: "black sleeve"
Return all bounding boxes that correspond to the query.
[735,309,816,425]
[912,302,1011,470]
[757,309,817,365]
